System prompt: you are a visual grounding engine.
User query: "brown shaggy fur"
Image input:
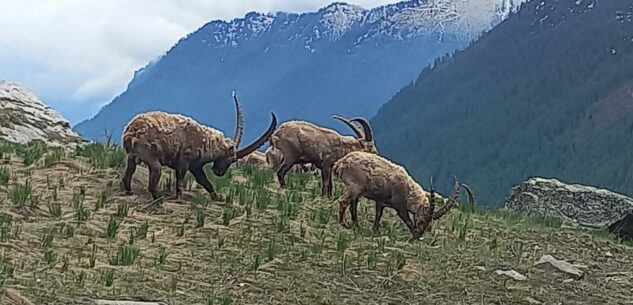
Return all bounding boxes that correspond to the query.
[269,115,377,198]
[333,151,474,238]
[234,148,316,174]
[265,146,316,173]
[121,94,277,201]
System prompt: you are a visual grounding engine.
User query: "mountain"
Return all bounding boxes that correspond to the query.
[371,0,633,205]
[0,80,82,147]
[74,0,524,144]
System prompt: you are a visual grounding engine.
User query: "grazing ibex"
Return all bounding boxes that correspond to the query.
[333,151,475,239]
[121,92,277,201]
[235,148,315,174]
[269,115,378,197]
[265,146,316,173]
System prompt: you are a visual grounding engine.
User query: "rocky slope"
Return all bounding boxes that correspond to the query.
[74,0,525,144]
[0,80,81,147]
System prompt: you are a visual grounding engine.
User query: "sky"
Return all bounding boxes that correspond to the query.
[0,0,392,124]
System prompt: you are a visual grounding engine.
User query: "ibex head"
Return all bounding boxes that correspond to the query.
[412,176,438,239]
[332,115,378,154]
[212,92,277,176]
[413,175,475,239]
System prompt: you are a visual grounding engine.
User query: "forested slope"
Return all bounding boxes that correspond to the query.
[372,0,633,205]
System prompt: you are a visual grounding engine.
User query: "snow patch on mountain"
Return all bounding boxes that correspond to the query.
[245,12,275,35]
[320,2,365,39]
[202,0,528,49]
[385,0,525,40]
[0,81,82,147]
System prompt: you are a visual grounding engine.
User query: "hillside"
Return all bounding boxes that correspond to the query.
[371,0,633,205]
[74,0,524,145]
[0,140,632,304]
[0,81,82,147]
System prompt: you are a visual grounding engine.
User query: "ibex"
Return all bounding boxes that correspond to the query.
[333,151,475,239]
[235,148,315,174]
[265,146,316,173]
[121,92,277,201]
[269,115,378,197]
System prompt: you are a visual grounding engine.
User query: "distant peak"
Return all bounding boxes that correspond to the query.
[323,2,366,11]
[244,11,275,19]
[199,0,527,48]
[320,2,367,38]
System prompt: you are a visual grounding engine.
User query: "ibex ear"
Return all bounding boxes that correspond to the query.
[228,145,237,157]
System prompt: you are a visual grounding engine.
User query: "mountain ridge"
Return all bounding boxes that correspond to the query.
[74,0,524,145]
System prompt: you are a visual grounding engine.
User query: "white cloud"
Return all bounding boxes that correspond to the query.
[0,0,393,123]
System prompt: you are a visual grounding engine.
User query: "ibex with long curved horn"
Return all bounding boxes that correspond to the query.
[333,151,475,239]
[121,92,277,200]
[268,115,378,198]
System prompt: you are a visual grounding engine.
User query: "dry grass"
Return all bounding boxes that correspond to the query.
[0,141,631,305]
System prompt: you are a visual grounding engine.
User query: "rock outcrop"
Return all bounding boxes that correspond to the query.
[0,80,81,147]
[532,255,585,280]
[504,177,633,229]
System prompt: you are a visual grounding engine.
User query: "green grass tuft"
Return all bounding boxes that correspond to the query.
[156,245,169,265]
[0,213,13,242]
[110,244,140,266]
[44,250,56,266]
[105,216,120,239]
[40,228,55,248]
[101,269,115,287]
[15,140,46,166]
[75,142,126,169]
[222,207,234,226]
[43,148,64,167]
[195,210,205,228]
[47,202,62,218]
[72,190,90,222]
[0,167,9,185]
[10,179,38,207]
[116,202,129,218]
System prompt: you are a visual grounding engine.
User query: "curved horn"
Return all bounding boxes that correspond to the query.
[428,176,436,215]
[236,113,277,159]
[450,175,461,201]
[332,115,364,138]
[459,182,476,212]
[351,117,374,142]
[432,175,462,220]
[232,90,244,148]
